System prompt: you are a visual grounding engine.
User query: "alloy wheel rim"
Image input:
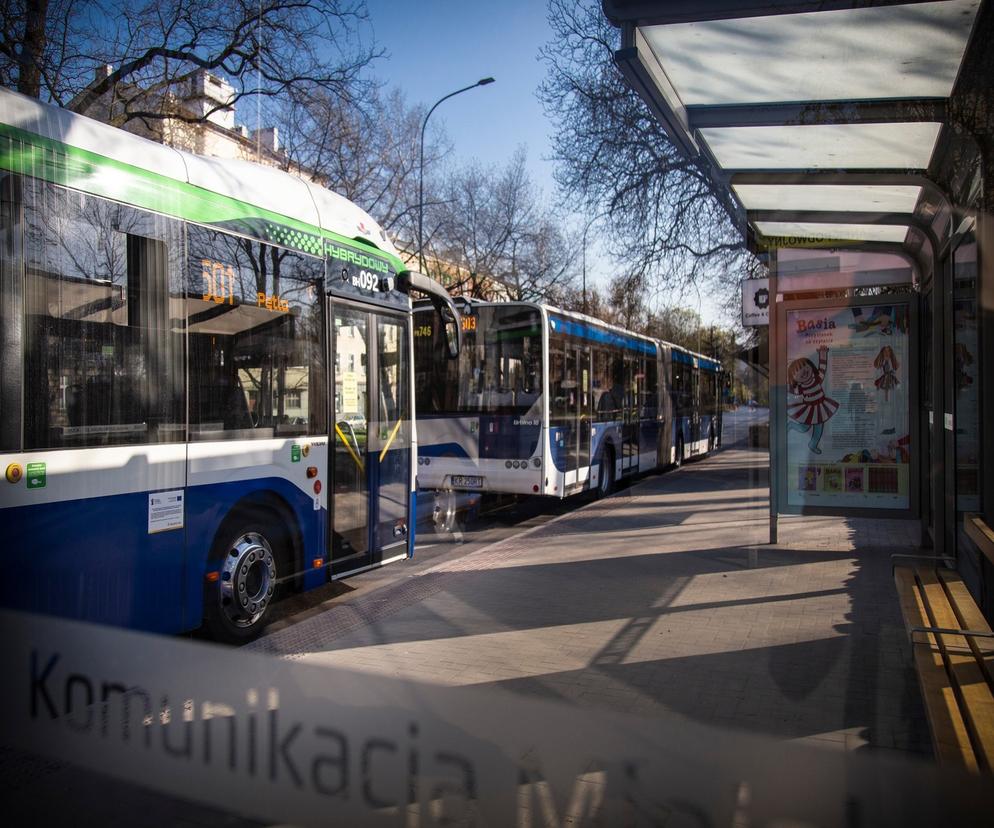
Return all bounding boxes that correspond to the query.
[218,532,276,629]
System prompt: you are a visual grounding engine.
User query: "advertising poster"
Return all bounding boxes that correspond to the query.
[785,303,910,510]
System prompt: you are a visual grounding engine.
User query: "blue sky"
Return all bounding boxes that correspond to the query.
[363,1,558,197]
[360,2,726,324]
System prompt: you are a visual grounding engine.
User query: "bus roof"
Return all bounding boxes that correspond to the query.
[453,299,721,370]
[0,87,399,261]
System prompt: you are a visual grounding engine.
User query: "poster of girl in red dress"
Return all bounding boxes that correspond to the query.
[787,345,839,454]
[785,303,910,510]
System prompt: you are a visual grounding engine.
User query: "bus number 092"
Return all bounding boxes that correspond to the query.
[352,269,379,291]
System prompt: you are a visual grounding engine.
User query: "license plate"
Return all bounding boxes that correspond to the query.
[451,475,483,489]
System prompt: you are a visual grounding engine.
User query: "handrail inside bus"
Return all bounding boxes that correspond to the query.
[398,270,462,358]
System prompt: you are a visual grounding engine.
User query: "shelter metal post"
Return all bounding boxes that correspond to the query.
[931,238,948,557]
[768,248,779,545]
[982,197,994,529]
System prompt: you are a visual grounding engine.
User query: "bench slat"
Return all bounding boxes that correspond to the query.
[917,566,994,772]
[894,566,978,771]
[938,568,994,687]
[965,513,994,567]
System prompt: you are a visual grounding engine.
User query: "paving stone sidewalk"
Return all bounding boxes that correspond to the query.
[252,448,930,760]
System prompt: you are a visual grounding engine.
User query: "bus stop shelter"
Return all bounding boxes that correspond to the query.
[602,0,994,618]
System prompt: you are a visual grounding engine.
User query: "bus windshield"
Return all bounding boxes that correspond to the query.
[415,305,543,416]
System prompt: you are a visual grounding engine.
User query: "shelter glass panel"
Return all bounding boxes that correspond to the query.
[953,234,980,515]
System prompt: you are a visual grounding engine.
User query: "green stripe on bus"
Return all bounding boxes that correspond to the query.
[0,122,404,271]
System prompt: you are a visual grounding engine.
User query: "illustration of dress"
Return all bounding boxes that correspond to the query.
[787,348,839,454]
[873,346,900,402]
[788,353,839,425]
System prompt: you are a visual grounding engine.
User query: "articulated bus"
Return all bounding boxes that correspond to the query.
[413,301,722,500]
[0,88,459,641]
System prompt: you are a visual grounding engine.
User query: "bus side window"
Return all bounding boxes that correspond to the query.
[645,356,658,418]
[187,227,325,441]
[22,181,185,449]
[0,174,22,452]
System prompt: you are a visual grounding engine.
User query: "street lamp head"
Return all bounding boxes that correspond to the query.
[418,76,495,273]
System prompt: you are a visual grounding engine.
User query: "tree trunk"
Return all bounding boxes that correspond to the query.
[18,0,50,98]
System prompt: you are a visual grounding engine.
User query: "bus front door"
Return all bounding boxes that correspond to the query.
[690,366,701,455]
[330,303,412,577]
[369,313,412,561]
[622,353,638,472]
[575,345,591,481]
[559,345,578,483]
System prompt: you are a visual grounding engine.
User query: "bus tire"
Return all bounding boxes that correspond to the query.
[204,513,286,644]
[674,436,685,468]
[434,490,458,534]
[596,447,615,498]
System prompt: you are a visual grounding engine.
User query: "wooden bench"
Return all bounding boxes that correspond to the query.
[894,549,994,772]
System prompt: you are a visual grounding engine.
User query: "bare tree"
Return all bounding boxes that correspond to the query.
[1,0,377,127]
[607,272,647,332]
[539,0,761,310]
[276,86,449,260]
[427,148,577,300]
[645,306,708,353]
[508,217,574,301]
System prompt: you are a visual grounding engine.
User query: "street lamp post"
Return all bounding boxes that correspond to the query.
[417,77,494,274]
[581,211,606,316]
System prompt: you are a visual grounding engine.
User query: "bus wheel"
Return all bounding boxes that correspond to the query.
[674,436,685,468]
[596,447,615,498]
[205,521,280,643]
[434,490,458,534]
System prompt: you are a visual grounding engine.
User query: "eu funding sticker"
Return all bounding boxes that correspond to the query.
[148,490,184,534]
[26,462,46,489]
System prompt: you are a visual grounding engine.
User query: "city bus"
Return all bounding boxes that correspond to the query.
[0,88,460,641]
[413,300,722,500]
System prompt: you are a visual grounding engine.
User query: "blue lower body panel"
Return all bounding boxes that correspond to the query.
[2,477,325,634]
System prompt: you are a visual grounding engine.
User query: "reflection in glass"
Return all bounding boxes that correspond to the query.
[376,318,411,550]
[333,309,369,560]
[953,235,979,514]
[186,227,325,441]
[414,305,542,416]
[22,180,185,448]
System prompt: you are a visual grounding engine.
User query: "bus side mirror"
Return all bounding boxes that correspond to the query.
[397,270,461,359]
[443,314,460,360]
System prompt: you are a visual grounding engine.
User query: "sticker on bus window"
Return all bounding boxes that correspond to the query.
[148,490,184,534]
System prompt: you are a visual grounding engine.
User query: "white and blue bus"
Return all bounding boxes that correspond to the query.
[0,88,459,641]
[413,301,722,499]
